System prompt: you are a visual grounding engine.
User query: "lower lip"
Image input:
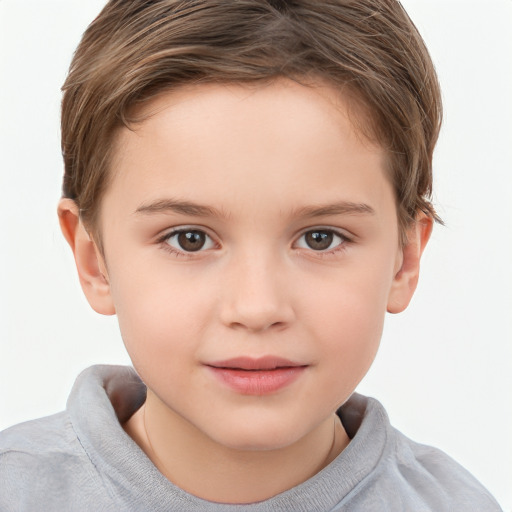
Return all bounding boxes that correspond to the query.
[207,366,307,395]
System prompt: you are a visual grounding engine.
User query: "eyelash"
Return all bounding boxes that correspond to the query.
[294,228,351,257]
[156,227,352,258]
[157,227,217,259]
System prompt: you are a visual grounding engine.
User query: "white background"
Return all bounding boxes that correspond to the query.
[0,1,511,509]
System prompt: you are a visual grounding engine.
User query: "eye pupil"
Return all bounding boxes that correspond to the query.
[177,231,206,251]
[305,231,333,250]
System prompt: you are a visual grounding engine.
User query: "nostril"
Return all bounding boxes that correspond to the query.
[228,319,288,333]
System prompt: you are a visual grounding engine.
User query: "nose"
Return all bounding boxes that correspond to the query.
[219,251,295,332]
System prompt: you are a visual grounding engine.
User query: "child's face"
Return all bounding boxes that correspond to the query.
[87,80,410,450]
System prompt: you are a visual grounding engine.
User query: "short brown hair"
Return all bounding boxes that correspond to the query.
[61,0,442,243]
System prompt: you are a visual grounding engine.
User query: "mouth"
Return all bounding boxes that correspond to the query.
[205,356,308,395]
[208,356,305,371]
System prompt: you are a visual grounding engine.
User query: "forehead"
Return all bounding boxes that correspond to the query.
[104,79,393,225]
[125,79,375,150]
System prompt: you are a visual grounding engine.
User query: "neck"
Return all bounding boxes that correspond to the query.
[124,390,350,504]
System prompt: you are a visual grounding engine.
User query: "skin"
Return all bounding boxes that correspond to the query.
[58,79,431,504]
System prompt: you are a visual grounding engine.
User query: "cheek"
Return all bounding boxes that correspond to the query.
[319,293,384,365]
[306,265,392,391]
[109,261,208,372]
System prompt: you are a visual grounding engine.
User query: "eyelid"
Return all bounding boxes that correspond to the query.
[157,224,215,240]
[293,226,353,253]
[157,225,219,254]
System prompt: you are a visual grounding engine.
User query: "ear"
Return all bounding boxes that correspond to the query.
[387,213,433,314]
[58,198,115,315]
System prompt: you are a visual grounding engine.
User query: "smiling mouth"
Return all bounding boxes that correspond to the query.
[206,356,308,394]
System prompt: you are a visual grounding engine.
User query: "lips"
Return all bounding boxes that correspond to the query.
[205,356,307,395]
[208,356,304,371]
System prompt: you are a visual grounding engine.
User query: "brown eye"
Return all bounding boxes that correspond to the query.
[177,231,206,251]
[305,230,334,250]
[296,229,346,252]
[165,229,214,253]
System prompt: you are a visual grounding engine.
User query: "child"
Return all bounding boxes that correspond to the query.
[0,0,504,510]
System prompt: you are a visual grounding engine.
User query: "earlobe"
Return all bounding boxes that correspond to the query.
[57,198,116,316]
[386,213,432,314]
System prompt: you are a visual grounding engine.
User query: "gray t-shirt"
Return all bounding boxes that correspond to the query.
[0,365,502,511]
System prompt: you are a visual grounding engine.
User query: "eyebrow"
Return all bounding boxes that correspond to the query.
[134,198,375,219]
[135,199,225,218]
[295,202,375,218]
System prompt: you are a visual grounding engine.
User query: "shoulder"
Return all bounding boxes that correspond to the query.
[0,412,114,512]
[388,428,501,511]
[1,410,73,452]
[369,396,501,511]
[337,395,502,511]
